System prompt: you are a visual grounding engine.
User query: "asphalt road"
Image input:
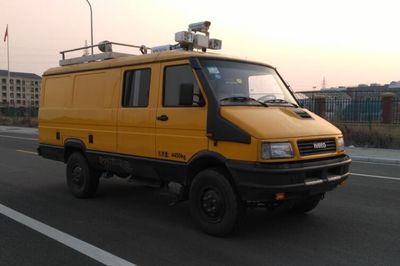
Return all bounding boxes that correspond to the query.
[0,132,399,266]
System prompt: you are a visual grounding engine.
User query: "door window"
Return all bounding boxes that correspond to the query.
[122,68,151,107]
[163,65,203,107]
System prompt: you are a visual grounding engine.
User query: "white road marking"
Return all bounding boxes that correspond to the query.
[351,172,400,181]
[0,203,137,266]
[352,160,400,167]
[0,134,37,141]
[16,149,37,155]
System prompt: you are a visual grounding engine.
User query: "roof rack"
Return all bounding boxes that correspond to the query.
[58,21,221,66]
[59,41,150,66]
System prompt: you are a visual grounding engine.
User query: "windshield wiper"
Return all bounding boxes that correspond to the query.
[262,98,298,108]
[220,96,268,107]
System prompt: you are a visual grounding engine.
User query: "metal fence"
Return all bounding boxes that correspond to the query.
[296,89,400,101]
[1,90,400,125]
[296,90,400,124]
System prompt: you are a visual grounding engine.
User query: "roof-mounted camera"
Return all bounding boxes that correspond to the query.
[153,21,222,53]
[188,21,211,34]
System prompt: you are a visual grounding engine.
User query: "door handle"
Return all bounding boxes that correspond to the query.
[157,115,169,121]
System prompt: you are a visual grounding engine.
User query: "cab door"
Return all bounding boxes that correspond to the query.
[156,61,208,162]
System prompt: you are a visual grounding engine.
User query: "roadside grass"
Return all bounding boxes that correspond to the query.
[0,116,38,127]
[337,123,400,149]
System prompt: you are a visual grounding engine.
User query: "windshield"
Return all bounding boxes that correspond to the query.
[199,59,298,106]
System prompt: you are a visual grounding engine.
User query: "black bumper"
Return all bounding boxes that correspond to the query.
[226,155,351,202]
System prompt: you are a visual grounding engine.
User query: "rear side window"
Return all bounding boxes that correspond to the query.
[122,68,151,107]
[163,65,203,107]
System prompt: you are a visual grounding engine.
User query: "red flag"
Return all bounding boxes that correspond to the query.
[3,25,8,42]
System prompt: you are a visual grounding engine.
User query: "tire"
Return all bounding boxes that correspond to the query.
[290,194,324,214]
[189,168,243,237]
[66,152,99,198]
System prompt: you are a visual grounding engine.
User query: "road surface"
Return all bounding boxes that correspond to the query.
[0,131,399,266]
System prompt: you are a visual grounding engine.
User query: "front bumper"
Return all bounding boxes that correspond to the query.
[226,155,351,202]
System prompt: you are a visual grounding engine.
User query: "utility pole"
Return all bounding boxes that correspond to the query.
[86,0,94,55]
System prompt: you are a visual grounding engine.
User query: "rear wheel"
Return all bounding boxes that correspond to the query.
[189,168,243,236]
[66,152,99,198]
[290,194,324,214]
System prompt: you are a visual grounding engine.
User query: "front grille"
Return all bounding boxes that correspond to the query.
[297,138,336,156]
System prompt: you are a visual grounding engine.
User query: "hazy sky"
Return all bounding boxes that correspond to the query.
[0,0,399,91]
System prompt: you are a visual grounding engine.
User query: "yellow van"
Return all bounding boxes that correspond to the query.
[38,22,351,236]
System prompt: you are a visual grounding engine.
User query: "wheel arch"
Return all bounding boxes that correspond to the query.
[64,138,87,162]
[186,151,233,187]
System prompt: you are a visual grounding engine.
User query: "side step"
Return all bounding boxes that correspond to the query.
[160,182,187,206]
[127,177,186,205]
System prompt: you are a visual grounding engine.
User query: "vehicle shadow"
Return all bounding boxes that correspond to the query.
[29,176,335,242]
[95,178,330,239]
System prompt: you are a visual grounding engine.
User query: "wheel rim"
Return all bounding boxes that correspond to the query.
[71,165,84,188]
[200,187,225,222]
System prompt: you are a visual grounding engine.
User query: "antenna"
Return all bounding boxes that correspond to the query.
[83,40,89,57]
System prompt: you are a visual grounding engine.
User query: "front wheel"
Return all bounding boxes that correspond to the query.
[189,168,243,237]
[66,152,99,198]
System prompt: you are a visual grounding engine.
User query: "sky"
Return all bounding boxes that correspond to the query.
[0,0,399,91]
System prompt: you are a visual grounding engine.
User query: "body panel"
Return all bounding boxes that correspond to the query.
[39,70,119,152]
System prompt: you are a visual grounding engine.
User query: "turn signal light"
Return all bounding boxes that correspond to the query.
[275,192,285,201]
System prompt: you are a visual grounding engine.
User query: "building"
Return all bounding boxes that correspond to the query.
[388,81,400,89]
[0,70,41,107]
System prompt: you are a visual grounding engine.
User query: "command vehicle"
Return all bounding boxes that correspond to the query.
[38,21,351,236]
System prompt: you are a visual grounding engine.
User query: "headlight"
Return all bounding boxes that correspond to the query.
[261,142,294,160]
[337,137,345,152]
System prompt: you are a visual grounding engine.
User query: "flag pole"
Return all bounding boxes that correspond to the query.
[5,24,10,105]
